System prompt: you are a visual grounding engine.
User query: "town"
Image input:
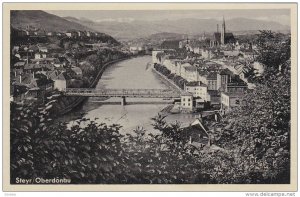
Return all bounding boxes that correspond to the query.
[150,18,264,114]
[9,9,292,185]
[11,18,267,116]
[10,25,131,113]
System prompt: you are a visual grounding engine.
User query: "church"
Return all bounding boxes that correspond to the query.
[210,17,235,47]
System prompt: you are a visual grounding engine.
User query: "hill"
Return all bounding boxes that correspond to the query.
[11,10,95,32]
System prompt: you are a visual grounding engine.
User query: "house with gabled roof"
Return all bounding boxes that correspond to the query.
[180,118,210,150]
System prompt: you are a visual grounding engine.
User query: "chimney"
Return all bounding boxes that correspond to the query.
[19,75,22,83]
[15,71,17,77]
[32,72,35,79]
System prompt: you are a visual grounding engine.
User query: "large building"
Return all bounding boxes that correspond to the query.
[210,17,235,47]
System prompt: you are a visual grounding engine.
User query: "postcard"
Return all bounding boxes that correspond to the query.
[3,2,297,192]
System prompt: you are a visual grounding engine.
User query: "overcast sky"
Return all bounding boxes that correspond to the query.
[46,9,290,26]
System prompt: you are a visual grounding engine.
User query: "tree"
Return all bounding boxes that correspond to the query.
[255,30,290,82]
[218,32,291,183]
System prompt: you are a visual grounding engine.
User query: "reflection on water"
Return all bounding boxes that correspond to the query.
[64,56,197,133]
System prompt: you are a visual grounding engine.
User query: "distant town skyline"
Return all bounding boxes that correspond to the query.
[46,9,291,26]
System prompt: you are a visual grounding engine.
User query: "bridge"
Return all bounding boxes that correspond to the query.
[63,88,181,105]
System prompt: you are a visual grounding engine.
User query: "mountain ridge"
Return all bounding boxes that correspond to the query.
[63,16,290,40]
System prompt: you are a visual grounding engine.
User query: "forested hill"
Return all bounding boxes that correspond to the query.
[11,10,94,32]
[11,10,120,45]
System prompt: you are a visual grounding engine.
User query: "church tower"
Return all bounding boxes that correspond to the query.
[221,16,226,45]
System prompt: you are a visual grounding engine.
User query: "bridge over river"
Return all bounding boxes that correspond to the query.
[63,88,181,105]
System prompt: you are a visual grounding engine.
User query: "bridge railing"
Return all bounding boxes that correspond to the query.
[64,88,181,97]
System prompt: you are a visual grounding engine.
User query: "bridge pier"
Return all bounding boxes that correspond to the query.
[121,96,126,106]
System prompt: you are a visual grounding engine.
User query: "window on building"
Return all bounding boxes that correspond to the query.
[188,98,190,101]
[188,103,190,106]
[183,103,185,106]
[183,98,185,101]
[236,100,240,105]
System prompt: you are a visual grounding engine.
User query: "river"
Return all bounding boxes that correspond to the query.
[61,56,200,134]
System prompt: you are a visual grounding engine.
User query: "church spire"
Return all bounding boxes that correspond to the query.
[221,16,226,45]
[222,16,226,34]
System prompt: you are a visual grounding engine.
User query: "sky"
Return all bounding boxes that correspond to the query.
[46,9,290,26]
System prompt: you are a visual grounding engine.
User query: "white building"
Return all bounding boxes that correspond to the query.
[34,53,46,59]
[185,81,210,102]
[53,73,67,91]
[38,46,48,53]
[181,63,198,82]
[252,61,264,76]
[221,92,245,113]
[201,49,214,60]
[181,92,193,112]
[163,59,176,74]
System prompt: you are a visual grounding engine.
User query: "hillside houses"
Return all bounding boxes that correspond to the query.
[12,72,54,102]
[12,26,109,42]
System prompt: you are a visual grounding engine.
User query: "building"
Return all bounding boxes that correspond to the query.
[179,38,190,49]
[152,50,165,64]
[221,92,245,113]
[185,81,209,101]
[34,53,47,59]
[71,66,83,78]
[201,49,214,60]
[208,90,221,107]
[217,68,232,90]
[210,17,235,47]
[180,92,193,112]
[161,40,180,49]
[13,73,54,101]
[182,64,198,82]
[53,72,67,91]
[206,72,218,90]
[180,118,210,150]
[47,32,56,36]
[38,46,48,53]
[234,64,251,80]
[198,70,209,84]
[252,61,264,76]
[24,64,55,74]
[65,31,78,38]
[226,75,248,93]
[14,61,26,69]
[163,59,177,74]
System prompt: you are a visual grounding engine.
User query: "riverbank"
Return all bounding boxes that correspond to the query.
[56,56,131,115]
[151,66,183,93]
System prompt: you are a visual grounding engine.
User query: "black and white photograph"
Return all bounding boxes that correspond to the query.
[3,2,297,192]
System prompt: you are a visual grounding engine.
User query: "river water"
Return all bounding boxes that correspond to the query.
[63,56,199,134]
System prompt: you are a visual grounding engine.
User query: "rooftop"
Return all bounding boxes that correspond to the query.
[222,91,245,97]
[207,72,218,80]
[219,68,233,76]
[186,81,207,87]
[181,91,193,96]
